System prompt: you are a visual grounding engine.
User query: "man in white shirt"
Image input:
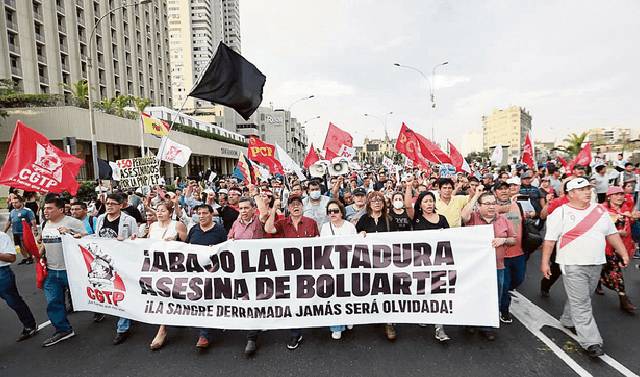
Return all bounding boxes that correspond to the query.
[541,178,629,358]
[0,231,37,341]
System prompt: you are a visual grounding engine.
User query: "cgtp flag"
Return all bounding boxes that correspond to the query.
[141,113,170,137]
[448,141,471,173]
[323,123,353,160]
[247,137,284,174]
[158,137,192,167]
[0,120,84,195]
[521,132,535,169]
[189,42,266,120]
[303,143,320,169]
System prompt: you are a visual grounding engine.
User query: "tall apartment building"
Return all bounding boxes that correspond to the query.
[0,0,172,105]
[482,106,532,160]
[586,127,633,145]
[168,0,241,130]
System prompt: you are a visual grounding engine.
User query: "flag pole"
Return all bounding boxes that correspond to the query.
[139,113,145,157]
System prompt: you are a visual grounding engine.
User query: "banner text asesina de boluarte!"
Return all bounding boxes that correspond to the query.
[138,241,458,301]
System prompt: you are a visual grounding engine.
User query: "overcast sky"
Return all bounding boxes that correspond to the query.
[240,0,640,150]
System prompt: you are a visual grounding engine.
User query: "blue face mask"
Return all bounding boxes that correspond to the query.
[309,191,321,200]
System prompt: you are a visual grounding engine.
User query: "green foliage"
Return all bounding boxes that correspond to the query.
[0,93,64,108]
[113,94,132,117]
[97,97,116,114]
[61,80,89,108]
[558,132,589,157]
[131,96,152,113]
[172,123,248,147]
[0,79,18,96]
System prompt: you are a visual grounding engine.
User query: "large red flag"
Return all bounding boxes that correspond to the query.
[395,123,430,169]
[414,132,452,165]
[322,122,353,160]
[448,141,471,173]
[21,219,47,289]
[557,156,569,168]
[303,143,320,169]
[521,132,535,169]
[247,137,284,174]
[0,120,84,195]
[569,142,592,171]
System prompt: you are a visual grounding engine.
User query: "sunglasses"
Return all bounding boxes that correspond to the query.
[327,209,341,215]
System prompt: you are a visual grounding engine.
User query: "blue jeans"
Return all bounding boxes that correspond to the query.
[500,255,526,314]
[43,269,72,333]
[0,266,36,329]
[116,318,131,334]
[329,325,345,332]
[481,269,504,332]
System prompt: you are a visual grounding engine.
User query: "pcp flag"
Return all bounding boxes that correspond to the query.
[395,123,430,169]
[189,42,266,120]
[448,141,471,173]
[158,137,192,167]
[141,113,170,137]
[323,122,353,160]
[0,120,84,195]
[248,137,284,174]
[303,143,320,169]
[276,143,305,181]
[521,132,535,169]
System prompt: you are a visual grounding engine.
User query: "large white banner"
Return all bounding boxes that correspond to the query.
[62,226,498,330]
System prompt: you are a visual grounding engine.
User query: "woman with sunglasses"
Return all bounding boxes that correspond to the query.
[320,200,357,340]
[403,182,451,342]
[355,191,399,341]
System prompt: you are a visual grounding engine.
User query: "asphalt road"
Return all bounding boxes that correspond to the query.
[0,246,639,377]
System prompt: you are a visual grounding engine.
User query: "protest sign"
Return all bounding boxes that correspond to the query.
[62,226,498,330]
[115,156,161,189]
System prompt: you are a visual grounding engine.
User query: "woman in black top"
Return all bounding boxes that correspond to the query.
[389,192,412,231]
[355,190,398,341]
[403,186,451,343]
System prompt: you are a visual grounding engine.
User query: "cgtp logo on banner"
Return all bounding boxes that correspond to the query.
[80,242,127,307]
[0,120,84,195]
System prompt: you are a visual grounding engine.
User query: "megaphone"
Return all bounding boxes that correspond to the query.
[328,160,349,177]
[309,162,327,178]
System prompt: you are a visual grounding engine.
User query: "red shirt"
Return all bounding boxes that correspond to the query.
[622,193,635,213]
[547,196,569,215]
[604,202,634,257]
[464,212,515,270]
[274,216,319,238]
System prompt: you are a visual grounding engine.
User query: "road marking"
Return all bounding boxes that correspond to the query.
[37,320,51,331]
[511,291,639,377]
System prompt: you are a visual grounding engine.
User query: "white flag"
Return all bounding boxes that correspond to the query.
[337,144,356,161]
[108,161,121,181]
[158,137,192,167]
[490,144,503,165]
[275,143,305,181]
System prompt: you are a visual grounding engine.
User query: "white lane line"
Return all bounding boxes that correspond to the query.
[37,320,51,331]
[511,291,639,377]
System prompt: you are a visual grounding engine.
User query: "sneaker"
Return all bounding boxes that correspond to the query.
[434,327,451,342]
[42,330,75,347]
[112,331,129,345]
[286,335,303,350]
[17,327,37,342]
[500,312,513,324]
[93,313,105,323]
[563,325,576,335]
[195,336,209,349]
[633,250,640,259]
[17,258,29,265]
[384,324,397,341]
[346,325,354,330]
[540,290,550,298]
[586,344,604,358]
[244,340,257,356]
[331,331,342,340]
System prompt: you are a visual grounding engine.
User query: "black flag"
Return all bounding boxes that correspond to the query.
[189,42,266,120]
[96,158,113,180]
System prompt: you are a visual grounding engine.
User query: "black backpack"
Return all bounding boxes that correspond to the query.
[517,203,543,254]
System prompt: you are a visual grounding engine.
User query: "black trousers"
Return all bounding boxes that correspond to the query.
[540,250,561,292]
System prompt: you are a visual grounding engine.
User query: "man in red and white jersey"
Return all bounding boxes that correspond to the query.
[541,177,629,358]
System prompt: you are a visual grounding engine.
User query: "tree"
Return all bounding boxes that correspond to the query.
[98,97,116,114]
[62,80,89,108]
[113,94,132,117]
[0,79,18,124]
[131,96,151,114]
[558,132,589,157]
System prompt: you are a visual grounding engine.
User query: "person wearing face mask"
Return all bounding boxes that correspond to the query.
[389,192,411,231]
[302,180,331,232]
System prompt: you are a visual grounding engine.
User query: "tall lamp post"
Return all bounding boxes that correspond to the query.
[363,111,393,138]
[87,0,152,181]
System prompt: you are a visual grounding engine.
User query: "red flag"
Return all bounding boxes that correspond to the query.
[322,122,353,160]
[395,123,430,169]
[569,142,592,171]
[448,141,471,173]
[0,121,84,195]
[21,219,47,289]
[303,143,320,169]
[557,156,569,168]
[521,132,535,168]
[247,137,284,174]
[414,132,452,165]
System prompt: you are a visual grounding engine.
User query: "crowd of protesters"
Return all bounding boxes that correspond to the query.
[1,155,638,359]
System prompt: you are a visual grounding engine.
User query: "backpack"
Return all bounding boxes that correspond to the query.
[517,203,543,254]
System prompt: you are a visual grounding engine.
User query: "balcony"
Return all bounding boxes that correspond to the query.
[4,0,16,9]
[96,43,103,53]
[78,33,86,43]
[8,43,19,55]
[60,43,68,54]
[98,60,104,69]
[57,4,65,14]
[35,33,45,44]
[77,16,85,27]
[58,23,66,34]
[33,10,44,23]
[112,50,118,59]
[99,77,106,85]
[11,66,21,77]
[75,0,83,6]
[6,19,18,31]
[61,62,70,72]
[37,54,47,64]
[39,75,49,85]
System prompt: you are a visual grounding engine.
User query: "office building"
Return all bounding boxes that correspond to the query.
[482,106,532,161]
[0,0,172,105]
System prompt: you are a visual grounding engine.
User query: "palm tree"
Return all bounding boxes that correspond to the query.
[131,96,152,114]
[62,80,89,108]
[558,132,589,157]
[98,97,116,114]
[113,94,132,117]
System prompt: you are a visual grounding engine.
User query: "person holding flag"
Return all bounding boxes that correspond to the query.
[4,195,37,265]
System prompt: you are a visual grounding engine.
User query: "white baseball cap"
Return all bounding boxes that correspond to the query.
[506,177,521,186]
[566,178,591,191]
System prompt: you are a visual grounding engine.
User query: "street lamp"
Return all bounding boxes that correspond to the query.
[87,0,152,181]
[363,112,393,139]
[287,95,315,112]
[431,61,448,108]
[302,115,321,125]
